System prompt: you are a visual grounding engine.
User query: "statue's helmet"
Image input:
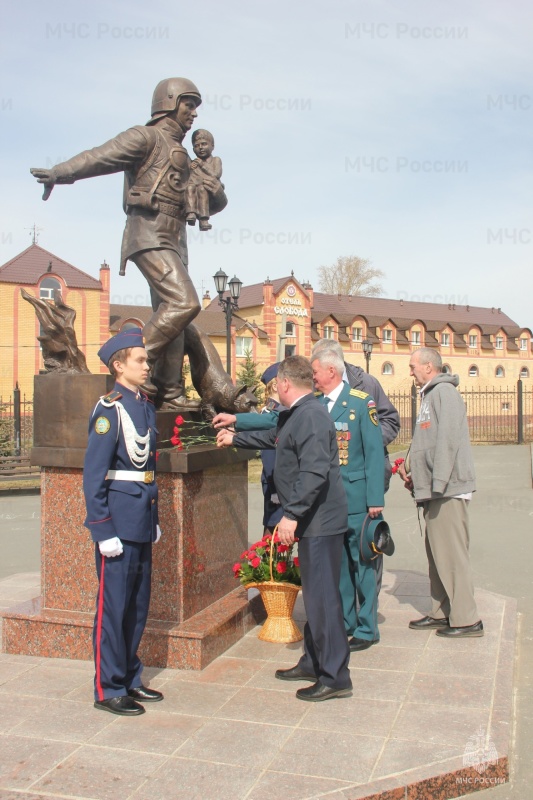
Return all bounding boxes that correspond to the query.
[148,77,202,124]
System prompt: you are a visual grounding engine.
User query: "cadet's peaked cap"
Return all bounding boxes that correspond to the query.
[261,362,281,385]
[359,514,395,563]
[98,327,145,366]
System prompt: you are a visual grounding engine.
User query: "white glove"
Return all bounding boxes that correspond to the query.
[271,493,281,505]
[155,525,162,544]
[98,537,123,557]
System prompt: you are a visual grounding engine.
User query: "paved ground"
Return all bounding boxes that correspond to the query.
[0,445,531,799]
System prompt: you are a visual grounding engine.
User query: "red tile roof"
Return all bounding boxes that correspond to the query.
[0,244,102,289]
[311,292,519,329]
[206,275,522,332]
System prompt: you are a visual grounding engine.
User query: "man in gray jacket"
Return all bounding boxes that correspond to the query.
[400,348,483,638]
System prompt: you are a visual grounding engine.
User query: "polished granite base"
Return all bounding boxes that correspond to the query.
[2,589,265,670]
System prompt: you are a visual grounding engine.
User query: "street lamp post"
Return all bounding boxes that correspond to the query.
[213,269,242,374]
[362,338,373,373]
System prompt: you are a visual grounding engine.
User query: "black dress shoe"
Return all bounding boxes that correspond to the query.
[128,685,164,702]
[409,615,449,630]
[275,665,317,682]
[436,620,484,638]
[296,681,352,702]
[94,696,145,716]
[349,637,377,652]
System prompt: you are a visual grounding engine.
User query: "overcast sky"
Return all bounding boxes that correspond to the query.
[1,0,532,326]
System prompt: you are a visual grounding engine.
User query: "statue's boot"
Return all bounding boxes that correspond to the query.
[141,378,158,398]
[159,396,201,411]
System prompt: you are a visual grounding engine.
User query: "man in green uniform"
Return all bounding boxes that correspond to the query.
[311,349,385,651]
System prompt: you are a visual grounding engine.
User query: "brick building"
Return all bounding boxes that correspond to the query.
[1,245,531,397]
[0,244,110,397]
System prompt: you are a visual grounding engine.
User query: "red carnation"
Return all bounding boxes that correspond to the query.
[276,561,287,574]
[170,434,181,446]
[294,557,300,567]
[232,562,241,573]
[251,557,261,568]
[277,544,289,554]
[240,551,248,560]
[155,451,160,462]
[175,415,185,426]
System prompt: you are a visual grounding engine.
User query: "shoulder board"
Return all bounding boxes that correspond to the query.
[314,391,323,398]
[349,389,368,399]
[102,390,122,404]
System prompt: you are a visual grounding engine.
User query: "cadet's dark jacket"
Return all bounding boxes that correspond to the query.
[233,393,348,538]
[83,382,158,544]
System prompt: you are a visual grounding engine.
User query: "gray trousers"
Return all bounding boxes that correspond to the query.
[423,497,479,627]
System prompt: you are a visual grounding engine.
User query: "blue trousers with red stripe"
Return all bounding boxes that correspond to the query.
[93,540,152,701]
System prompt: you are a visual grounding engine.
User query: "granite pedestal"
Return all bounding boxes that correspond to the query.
[1,374,262,669]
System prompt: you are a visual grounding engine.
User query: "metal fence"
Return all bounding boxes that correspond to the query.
[386,380,533,446]
[0,386,34,457]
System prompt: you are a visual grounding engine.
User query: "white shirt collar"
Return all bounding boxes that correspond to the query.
[327,380,345,406]
[289,392,310,409]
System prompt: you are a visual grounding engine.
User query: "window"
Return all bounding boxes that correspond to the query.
[381,362,393,375]
[520,367,530,379]
[440,333,450,347]
[285,322,295,336]
[352,326,362,342]
[382,329,392,343]
[469,365,478,377]
[495,336,503,350]
[39,276,61,300]
[284,344,296,357]
[495,366,505,378]
[520,338,528,351]
[469,334,478,348]
[442,364,451,374]
[323,325,334,339]
[411,331,421,346]
[236,337,252,357]
[502,402,510,412]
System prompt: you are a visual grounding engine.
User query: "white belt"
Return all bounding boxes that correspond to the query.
[106,469,155,484]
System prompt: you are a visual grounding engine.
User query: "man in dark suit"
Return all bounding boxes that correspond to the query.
[216,356,352,702]
[311,349,385,651]
[83,327,163,716]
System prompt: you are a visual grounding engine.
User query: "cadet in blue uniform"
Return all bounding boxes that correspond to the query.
[311,349,385,651]
[84,327,163,716]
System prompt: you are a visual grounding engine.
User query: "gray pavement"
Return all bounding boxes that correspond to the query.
[0,445,531,799]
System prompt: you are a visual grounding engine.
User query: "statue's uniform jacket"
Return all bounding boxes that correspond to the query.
[52,117,227,401]
[51,117,225,272]
[82,382,158,701]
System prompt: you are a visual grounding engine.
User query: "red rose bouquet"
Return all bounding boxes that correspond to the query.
[232,530,301,587]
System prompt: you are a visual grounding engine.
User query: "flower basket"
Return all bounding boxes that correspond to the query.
[234,527,303,644]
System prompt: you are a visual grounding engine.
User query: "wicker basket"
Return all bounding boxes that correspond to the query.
[247,527,303,644]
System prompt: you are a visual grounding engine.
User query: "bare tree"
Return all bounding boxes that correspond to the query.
[317,255,385,296]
